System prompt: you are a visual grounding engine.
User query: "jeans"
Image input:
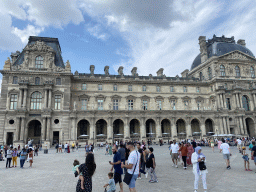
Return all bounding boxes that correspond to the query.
[20,159,25,168]
[194,173,207,190]
[182,156,187,167]
[121,159,127,174]
[6,158,12,167]
[65,148,68,153]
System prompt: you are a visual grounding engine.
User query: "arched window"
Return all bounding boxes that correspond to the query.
[35,56,43,68]
[199,72,202,80]
[31,92,42,110]
[220,65,225,76]
[250,66,255,78]
[35,77,40,85]
[235,66,240,77]
[208,67,212,79]
[242,95,250,111]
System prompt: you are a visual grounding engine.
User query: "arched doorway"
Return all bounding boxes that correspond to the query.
[28,120,41,144]
[161,119,171,139]
[205,119,214,136]
[245,118,255,137]
[191,119,200,137]
[176,119,186,139]
[96,119,107,141]
[130,119,140,139]
[77,119,90,140]
[146,119,156,139]
[113,119,124,140]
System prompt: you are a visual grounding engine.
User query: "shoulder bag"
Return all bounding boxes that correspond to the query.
[123,152,138,185]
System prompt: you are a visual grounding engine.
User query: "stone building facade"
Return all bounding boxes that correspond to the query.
[0,35,256,146]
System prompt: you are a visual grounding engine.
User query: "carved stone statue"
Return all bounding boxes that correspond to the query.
[108,103,112,110]
[74,101,77,110]
[49,57,54,68]
[3,57,11,70]
[104,66,109,75]
[75,70,79,76]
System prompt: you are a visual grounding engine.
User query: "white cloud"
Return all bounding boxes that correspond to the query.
[86,24,108,41]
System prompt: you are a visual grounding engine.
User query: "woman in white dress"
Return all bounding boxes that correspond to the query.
[191,146,208,192]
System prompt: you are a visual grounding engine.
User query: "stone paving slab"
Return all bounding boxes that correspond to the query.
[0,146,255,192]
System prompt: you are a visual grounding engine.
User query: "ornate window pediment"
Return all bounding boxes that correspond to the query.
[195,96,204,103]
[24,41,55,53]
[155,95,164,102]
[140,95,150,101]
[8,89,19,97]
[126,95,136,102]
[219,50,255,61]
[78,94,90,101]
[52,90,64,98]
[95,94,106,101]
[111,95,121,101]
[182,96,191,102]
[168,96,178,102]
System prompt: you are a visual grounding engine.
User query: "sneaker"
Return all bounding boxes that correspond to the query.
[247,169,252,171]
[175,165,178,168]
[194,190,197,192]
[145,173,148,178]
[245,169,248,171]
[148,180,153,183]
[137,177,141,180]
[172,164,175,167]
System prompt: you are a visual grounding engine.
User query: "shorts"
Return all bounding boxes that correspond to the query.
[114,172,122,184]
[129,174,138,189]
[211,143,214,147]
[223,154,230,160]
[254,157,256,163]
[171,153,178,160]
[106,149,108,152]
[237,144,241,149]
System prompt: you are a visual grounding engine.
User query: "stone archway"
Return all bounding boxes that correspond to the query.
[113,119,124,139]
[245,118,255,137]
[28,120,41,144]
[130,119,140,138]
[191,119,200,136]
[205,119,214,136]
[176,119,186,139]
[146,119,156,138]
[161,119,171,138]
[96,119,107,135]
[77,119,90,139]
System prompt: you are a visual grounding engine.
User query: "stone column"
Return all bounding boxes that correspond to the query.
[18,89,23,108]
[223,117,227,134]
[223,94,227,109]
[217,94,221,109]
[107,117,113,143]
[239,93,243,109]
[22,118,27,143]
[23,89,28,108]
[14,117,21,141]
[156,117,162,139]
[201,121,206,136]
[219,117,224,134]
[73,118,77,141]
[220,94,224,108]
[124,117,130,140]
[140,117,146,140]
[48,90,52,108]
[235,94,239,108]
[186,121,192,137]
[46,117,51,140]
[253,94,256,110]
[226,117,230,134]
[41,118,46,141]
[171,118,177,139]
[250,95,255,111]
[242,117,247,135]
[44,89,48,108]
[20,118,25,141]
[89,117,95,142]
[239,117,244,134]
[6,94,10,110]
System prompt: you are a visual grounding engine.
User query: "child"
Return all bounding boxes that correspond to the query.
[73,160,85,190]
[103,172,116,192]
[242,147,252,171]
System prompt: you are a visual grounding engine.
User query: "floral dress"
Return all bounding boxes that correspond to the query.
[76,164,92,192]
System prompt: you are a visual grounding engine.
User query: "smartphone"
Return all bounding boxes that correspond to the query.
[109,161,111,163]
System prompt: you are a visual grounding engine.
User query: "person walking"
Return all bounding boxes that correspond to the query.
[64,143,68,153]
[19,148,27,168]
[220,139,232,170]
[210,139,214,152]
[237,138,242,152]
[121,141,140,192]
[187,143,193,166]
[55,143,59,153]
[118,144,126,175]
[109,144,113,155]
[76,141,79,151]
[179,142,188,169]
[192,147,207,192]
[217,139,222,150]
[146,147,158,183]
[109,145,124,192]
[170,140,179,168]
[59,143,62,153]
[6,147,13,168]
[12,148,18,167]
[191,140,197,152]
[72,142,75,152]
[251,141,256,173]
[75,153,96,192]
[136,143,143,180]
[105,143,109,155]
[27,148,33,168]
[241,146,252,171]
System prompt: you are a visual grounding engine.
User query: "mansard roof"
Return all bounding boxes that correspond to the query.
[12,36,65,68]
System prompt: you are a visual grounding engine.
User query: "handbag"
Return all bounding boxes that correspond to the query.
[123,152,138,185]
[199,161,206,171]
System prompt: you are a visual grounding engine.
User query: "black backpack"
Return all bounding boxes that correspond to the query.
[199,161,207,171]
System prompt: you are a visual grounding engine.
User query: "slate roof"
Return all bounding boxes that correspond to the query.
[13,36,65,68]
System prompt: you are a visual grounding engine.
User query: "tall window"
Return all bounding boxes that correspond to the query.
[196,87,200,93]
[197,101,201,110]
[224,83,227,89]
[113,99,118,110]
[13,76,18,84]
[98,99,103,110]
[183,86,187,92]
[128,85,132,91]
[199,72,203,80]
[142,86,146,92]
[56,78,61,85]
[170,86,174,92]
[31,92,42,110]
[242,95,250,111]
[235,66,240,77]
[55,95,61,110]
[98,84,102,91]
[157,100,162,110]
[251,66,255,78]
[82,84,87,90]
[113,84,117,91]
[156,86,160,92]
[142,100,147,110]
[220,65,225,76]
[10,94,18,110]
[35,77,40,85]
[171,100,176,110]
[208,67,212,79]
[35,56,43,68]
[128,100,133,110]
[226,98,231,110]
[81,99,87,110]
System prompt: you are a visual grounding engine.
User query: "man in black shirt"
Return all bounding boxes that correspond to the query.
[191,140,197,152]
[137,143,143,179]
[251,141,256,173]
[146,147,158,183]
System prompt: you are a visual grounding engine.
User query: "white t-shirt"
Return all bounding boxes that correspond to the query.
[237,139,242,145]
[171,143,179,153]
[127,150,140,175]
[220,143,230,154]
[64,144,68,148]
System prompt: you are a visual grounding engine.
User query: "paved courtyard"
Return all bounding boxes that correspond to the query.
[0,145,255,192]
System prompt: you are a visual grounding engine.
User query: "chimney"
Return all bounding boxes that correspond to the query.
[237,39,246,47]
[118,66,124,75]
[131,67,137,76]
[90,65,95,75]
[156,68,164,77]
[199,36,208,63]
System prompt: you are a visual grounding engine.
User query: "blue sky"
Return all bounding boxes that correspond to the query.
[1,0,256,82]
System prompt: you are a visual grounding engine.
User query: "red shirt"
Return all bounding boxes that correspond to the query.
[179,146,188,156]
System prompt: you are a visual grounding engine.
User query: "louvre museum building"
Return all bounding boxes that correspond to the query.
[0,35,256,146]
